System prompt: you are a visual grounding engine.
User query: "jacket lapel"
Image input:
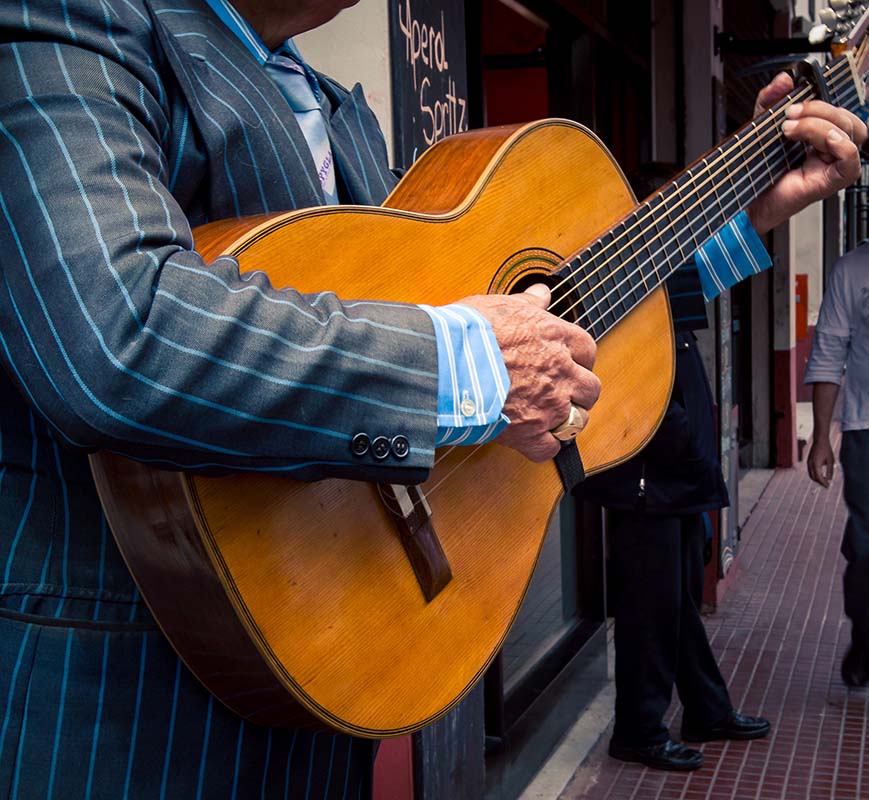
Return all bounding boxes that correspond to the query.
[319,77,399,207]
[147,0,324,218]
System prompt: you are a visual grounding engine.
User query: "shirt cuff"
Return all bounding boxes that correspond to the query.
[694,211,772,302]
[419,303,511,446]
[804,331,849,385]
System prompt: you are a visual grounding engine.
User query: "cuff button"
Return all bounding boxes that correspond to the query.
[350,433,370,456]
[391,435,410,459]
[460,397,477,417]
[372,436,391,460]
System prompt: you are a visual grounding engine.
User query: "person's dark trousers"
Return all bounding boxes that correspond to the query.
[841,430,869,651]
[610,509,732,747]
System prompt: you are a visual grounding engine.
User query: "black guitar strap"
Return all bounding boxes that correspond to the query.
[554,441,585,493]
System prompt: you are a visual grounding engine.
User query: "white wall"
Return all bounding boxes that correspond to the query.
[295,1,394,160]
[792,203,824,324]
[682,0,723,162]
[792,0,814,23]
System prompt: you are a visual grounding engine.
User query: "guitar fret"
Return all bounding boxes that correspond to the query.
[733,134,760,210]
[646,194,673,287]
[741,148,766,199]
[609,222,636,316]
[585,239,607,321]
[694,158,728,243]
[704,156,729,231]
[786,138,806,173]
[751,117,776,188]
[719,145,744,230]
[587,318,606,342]
[662,179,689,265]
[780,137,796,173]
[597,232,621,330]
[774,125,795,182]
[549,256,583,323]
[689,213,710,257]
[673,170,704,261]
[619,213,646,309]
[605,223,627,320]
[735,132,760,205]
[632,208,652,293]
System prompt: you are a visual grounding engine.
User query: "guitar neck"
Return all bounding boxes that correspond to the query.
[549,52,862,341]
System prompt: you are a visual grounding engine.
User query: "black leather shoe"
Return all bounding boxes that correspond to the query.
[608,738,703,771]
[682,711,770,742]
[841,643,869,687]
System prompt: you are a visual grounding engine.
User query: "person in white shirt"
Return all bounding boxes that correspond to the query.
[805,243,869,687]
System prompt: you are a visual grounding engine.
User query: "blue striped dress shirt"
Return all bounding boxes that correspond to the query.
[694,211,771,302]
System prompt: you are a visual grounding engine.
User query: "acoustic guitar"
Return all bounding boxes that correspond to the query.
[90,9,869,738]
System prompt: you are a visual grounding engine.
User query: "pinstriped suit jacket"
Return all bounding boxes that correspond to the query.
[0,0,434,796]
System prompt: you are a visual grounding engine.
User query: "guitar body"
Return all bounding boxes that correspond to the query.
[90,119,674,737]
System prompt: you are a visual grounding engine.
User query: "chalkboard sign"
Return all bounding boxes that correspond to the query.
[389,0,469,169]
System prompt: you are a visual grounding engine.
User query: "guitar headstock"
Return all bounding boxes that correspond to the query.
[810,0,869,45]
[809,1,869,114]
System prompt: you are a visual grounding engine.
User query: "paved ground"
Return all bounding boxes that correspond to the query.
[558,431,869,800]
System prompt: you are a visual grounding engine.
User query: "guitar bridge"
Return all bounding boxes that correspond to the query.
[378,484,452,602]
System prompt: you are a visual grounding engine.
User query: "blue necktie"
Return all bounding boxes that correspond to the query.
[265,52,338,205]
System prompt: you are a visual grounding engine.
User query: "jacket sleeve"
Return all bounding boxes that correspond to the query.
[0,4,438,483]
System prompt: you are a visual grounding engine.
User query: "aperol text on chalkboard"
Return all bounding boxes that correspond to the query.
[389,0,469,168]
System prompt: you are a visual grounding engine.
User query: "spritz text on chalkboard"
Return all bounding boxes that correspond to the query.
[397,0,468,149]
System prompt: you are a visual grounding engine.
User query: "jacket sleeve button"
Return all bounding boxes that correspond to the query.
[391,435,410,459]
[350,433,370,456]
[372,436,391,460]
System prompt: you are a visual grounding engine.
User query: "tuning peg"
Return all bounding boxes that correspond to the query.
[820,7,840,25]
[829,0,850,9]
[808,23,832,43]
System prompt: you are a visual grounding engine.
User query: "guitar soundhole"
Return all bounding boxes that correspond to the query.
[490,248,585,326]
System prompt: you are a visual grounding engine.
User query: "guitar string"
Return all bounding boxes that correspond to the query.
[562,79,862,326]
[428,440,497,493]
[555,69,857,323]
[560,78,859,329]
[548,57,853,305]
[568,75,862,330]
[549,61,854,311]
[567,103,811,330]
[424,63,862,495]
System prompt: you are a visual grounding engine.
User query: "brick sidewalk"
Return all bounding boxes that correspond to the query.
[560,440,869,800]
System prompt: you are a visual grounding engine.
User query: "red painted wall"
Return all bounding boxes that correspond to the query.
[795,325,815,403]
[373,736,414,800]
[481,0,548,127]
